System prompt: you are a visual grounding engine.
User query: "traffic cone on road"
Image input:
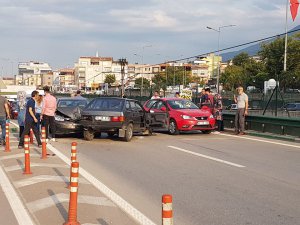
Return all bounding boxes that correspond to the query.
[64,162,80,225]
[4,123,10,152]
[41,127,47,159]
[30,129,34,144]
[68,142,77,188]
[23,135,32,175]
[162,194,173,225]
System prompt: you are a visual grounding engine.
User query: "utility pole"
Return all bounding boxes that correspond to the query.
[119,58,127,98]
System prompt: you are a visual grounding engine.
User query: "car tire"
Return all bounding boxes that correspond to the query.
[123,123,133,142]
[202,130,212,134]
[169,119,179,135]
[83,129,94,141]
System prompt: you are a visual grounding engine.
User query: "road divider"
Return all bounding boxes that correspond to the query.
[69,142,78,189]
[5,123,10,152]
[41,127,47,159]
[162,194,173,225]
[23,135,32,175]
[64,161,80,225]
[168,146,245,168]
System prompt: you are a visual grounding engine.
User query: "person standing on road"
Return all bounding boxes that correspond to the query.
[18,91,42,148]
[74,90,86,100]
[151,91,160,99]
[35,94,43,133]
[0,95,11,145]
[234,86,248,135]
[41,86,57,142]
[17,91,26,138]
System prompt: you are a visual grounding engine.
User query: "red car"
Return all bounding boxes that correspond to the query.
[144,98,216,134]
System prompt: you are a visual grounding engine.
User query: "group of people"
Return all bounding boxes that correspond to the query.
[151,87,248,134]
[17,86,57,149]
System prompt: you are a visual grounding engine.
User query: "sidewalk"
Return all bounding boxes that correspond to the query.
[0,185,19,225]
[0,130,140,225]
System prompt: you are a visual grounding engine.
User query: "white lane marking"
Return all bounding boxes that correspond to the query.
[168,146,245,168]
[218,133,300,149]
[5,163,68,172]
[14,175,89,188]
[0,164,35,225]
[27,193,116,212]
[10,121,19,128]
[47,144,156,225]
[0,153,40,160]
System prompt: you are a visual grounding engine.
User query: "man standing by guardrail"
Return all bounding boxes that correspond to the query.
[234,87,248,135]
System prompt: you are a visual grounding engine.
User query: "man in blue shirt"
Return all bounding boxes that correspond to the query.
[18,91,42,148]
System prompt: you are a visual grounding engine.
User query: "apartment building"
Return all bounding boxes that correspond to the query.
[191,64,209,83]
[18,61,52,87]
[195,53,221,80]
[74,56,129,90]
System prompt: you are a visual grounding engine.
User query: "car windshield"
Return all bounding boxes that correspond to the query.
[86,99,125,111]
[58,99,87,108]
[167,100,199,110]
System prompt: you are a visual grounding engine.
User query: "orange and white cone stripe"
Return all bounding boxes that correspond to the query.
[30,129,34,144]
[64,162,80,225]
[71,142,77,163]
[23,135,32,175]
[4,123,10,152]
[162,194,173,225]
[41,127,47,159]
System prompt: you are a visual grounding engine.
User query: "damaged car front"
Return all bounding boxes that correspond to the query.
[54,106,83,135]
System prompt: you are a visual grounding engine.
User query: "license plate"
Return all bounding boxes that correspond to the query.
[197,121,209,125]
[95,116,110,121]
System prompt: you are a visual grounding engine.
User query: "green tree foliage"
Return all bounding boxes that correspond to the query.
[151,66,193,90]
[259,34,300,89]
[232,52,250,66]
[104,74,116,85]
[134,77,150,89]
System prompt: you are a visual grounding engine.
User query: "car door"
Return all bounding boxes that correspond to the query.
[129,100,144,131]
[147,100,169,129]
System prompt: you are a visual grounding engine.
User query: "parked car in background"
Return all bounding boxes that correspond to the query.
[283,103,300,111]
[144,98,216,134]
[226,104,238,110]
[55,97,89,135]
[80,97,164,141]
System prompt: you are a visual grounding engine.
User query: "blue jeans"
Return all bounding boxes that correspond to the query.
[0,117,6,141]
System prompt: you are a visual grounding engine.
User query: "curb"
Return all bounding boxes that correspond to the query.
[224,128,300,143]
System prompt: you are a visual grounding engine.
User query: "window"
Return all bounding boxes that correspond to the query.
[87,99,124,111]
[58,100,88,108]
[167,100,198,110]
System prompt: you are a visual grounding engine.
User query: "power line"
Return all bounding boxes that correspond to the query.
[168,27,300,63]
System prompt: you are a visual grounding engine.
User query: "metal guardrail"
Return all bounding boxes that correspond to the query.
[223,113,300,137]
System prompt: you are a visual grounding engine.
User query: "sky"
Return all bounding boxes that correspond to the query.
[0,0,300,76]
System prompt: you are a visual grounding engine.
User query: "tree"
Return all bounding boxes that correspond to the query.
[259,34,300,90]
[220,65,245,91]
[134,77,150,89]
[232,52,250,66]
[104,74,116,85]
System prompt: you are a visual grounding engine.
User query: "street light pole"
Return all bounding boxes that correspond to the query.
[207,24,236,93]
[141,45,152,96]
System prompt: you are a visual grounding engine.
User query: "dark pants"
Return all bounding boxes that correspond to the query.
[43,115,56,139]
[0,117,6,141]
[235,108,245,133]
[19,120,42,146]
[19,126,24,138]
[217,120,224,131]
[36,113,41,133]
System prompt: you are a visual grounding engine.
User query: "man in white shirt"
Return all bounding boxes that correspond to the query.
[151,91,160,99]
[234,86,248,135]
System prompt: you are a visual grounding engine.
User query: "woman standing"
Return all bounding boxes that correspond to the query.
[35,95,43,133]
[17,91,26,138]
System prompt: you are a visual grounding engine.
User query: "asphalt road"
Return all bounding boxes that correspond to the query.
[51,131,300,225]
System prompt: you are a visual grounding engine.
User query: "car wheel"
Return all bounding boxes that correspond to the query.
[202,130,212,134]
[169,119,179,135]
[123,123,133,142]
[83,129,94,141]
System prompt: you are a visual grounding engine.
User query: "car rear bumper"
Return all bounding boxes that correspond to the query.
[80,120,124,132]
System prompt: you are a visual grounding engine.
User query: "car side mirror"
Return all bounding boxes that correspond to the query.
[161,106,166,112]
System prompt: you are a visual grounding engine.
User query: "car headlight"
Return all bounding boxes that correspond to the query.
[209,114,214,119]
[55,115,65,122]
[182,115,193,120]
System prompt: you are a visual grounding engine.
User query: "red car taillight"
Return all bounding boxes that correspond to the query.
[111,116,124,122]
